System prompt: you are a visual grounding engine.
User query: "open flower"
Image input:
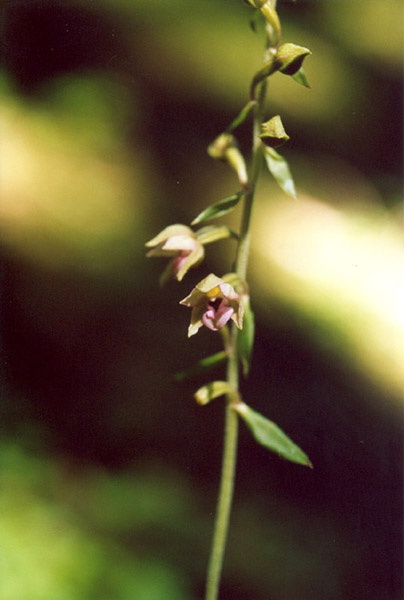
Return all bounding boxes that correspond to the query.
[145,224,204,284]
[180,273,244,337]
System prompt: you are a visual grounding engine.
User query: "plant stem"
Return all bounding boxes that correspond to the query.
[235,79,266,280]
[204,75,267,600]
[205,393,238,600]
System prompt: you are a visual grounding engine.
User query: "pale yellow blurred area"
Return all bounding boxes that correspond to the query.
[323,0,403,70]
[0,77,148,276]
[251,175,404,400]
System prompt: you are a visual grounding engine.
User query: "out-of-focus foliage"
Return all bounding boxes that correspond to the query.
[0,440,366,600]
[1,0,402,599]
[0,443,193,600]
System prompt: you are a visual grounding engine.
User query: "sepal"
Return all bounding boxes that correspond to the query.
[145,224,194,248]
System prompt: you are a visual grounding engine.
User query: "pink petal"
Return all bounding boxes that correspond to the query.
[202,302,234,331]
[171,252,189,276]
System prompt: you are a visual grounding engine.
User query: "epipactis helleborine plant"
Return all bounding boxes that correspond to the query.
[145,2,313,599]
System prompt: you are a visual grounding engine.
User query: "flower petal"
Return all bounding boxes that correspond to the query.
[145,224,194,248]
[218,282,239,301]
[188,305,206,337]
[202,303,234,331]
[175,244,205,282]
[195,273,226,295]
[162,235,198,252]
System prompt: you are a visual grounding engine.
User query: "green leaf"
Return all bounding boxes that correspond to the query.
[263,146,296,198]
[234,403,313,467]
[226,100,256,133]
[174,351,227,382]
[195,224,238,244]
[194,380,232,405]
[292,67,310,89]
[238,298,255,377]
[191,192,243,225]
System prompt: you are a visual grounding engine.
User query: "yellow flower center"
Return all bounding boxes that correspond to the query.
[207,286,221,299]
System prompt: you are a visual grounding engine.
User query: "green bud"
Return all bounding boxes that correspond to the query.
[195,225,236,245]
[245,0,281,44]
[259,115,290,148]
[260,2,281,43]
[208,133,248,189]
[194,381,233,406]
[275,43,311,76]
[207,132,236,160]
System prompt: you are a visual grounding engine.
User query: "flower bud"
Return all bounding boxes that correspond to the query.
[194,381,232,405]
[259,115,290,148]
[246,0,281,44]
[260,2,281,43]
[208,133,248,189]
[275,43,311,76]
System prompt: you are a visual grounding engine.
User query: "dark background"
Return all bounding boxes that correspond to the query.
[1,1,403,599]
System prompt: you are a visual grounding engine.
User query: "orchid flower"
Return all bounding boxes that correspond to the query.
[145,224,204,285]
[180,273,244,337]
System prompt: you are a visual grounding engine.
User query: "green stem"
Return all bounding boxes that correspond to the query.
[205,396,238,600]
[204,74,267,600]
[236,79,266,280]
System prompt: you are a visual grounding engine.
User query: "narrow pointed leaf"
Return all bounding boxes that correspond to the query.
[194,380,232,405]
[292,67,310,88]
[174,351,227,382]
[264,147,296,198]
[227,100,256,133]
[238,299,255,377]
[191,192,243,225]
[195,224,238,245]
[235,403,312,467]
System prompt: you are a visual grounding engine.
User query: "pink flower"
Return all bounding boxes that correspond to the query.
[145,225,204,284]
[180,273,244,337]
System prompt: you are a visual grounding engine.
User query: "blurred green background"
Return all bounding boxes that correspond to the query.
[1,1,403,599]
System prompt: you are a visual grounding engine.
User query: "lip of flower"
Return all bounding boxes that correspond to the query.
[145,225,204,283]
[180,273,244,337]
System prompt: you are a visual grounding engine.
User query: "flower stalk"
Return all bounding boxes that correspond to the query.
[146,2,313,598]
[204,66,268,600]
